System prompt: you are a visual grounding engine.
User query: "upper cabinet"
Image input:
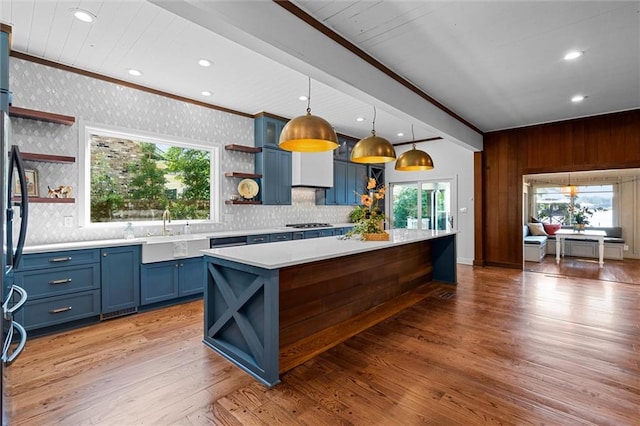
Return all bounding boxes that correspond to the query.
[255,114,288,149]
[256,148,291,205]
[254,114,292,205]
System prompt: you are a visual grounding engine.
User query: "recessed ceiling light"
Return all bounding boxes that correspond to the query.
[201,91,212,97]
[356,117,365,122]
[397,132,404,137]
[198,59,211,67]
[71,8,96,23]
[298,95,308,101]
[564,50,583,61]
[128,69,142,77]
[571,95,586,102]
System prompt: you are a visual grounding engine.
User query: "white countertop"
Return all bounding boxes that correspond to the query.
[22,223,355,254]
[203,229,457,270]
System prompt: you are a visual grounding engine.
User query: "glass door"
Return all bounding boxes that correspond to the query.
[390,180,454,231]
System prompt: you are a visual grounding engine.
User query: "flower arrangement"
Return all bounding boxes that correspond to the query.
[346,178,389,240]
[568,203,597,231]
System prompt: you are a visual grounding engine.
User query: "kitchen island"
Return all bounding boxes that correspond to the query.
[202,229,457,386]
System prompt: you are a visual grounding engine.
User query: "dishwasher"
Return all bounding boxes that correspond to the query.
[210,236,248,248]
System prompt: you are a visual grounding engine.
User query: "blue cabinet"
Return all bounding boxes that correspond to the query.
[101,245,140,315]
[303,229,335,239]
[254,114,292,205]
[317,161,367,206]
[247,234,270,244]
[140,257,203,305]
[269,233,292,242]
[13,249,102,331]
[255,115,287,148]
[256,148,291,205]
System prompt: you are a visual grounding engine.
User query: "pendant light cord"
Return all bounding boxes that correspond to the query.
[306,76,311,114]
[372,106,377,135]
[411,124,416,149]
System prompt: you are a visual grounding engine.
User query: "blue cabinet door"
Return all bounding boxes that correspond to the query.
[180,258,204,296]
[256,148,291,205]
[255,115,287,148]
[141,261,180,305]
[347,163,368,205]
[101,246,140,314]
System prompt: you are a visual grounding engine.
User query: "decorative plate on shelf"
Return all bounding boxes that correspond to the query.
[238,179,259,199]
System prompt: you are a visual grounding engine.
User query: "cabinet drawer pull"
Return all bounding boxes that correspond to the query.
[50,306,72,314]
[49,256,72,263]
[49,278,72,285]
[254,238,265,242]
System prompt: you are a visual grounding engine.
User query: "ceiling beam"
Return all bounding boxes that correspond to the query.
[151,0,483,152]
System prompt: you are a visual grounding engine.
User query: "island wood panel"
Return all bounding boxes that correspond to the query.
[278,240,433,359]
[478,109,640,268]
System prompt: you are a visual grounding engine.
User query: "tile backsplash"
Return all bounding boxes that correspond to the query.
[9,58,352,245]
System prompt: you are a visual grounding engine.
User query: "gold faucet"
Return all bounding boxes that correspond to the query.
[162,209,171,235]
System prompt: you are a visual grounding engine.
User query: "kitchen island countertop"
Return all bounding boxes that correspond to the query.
[203,229,457,269]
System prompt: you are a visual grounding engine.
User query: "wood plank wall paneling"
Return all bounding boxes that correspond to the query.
[473,152,484,266]
[278,241,433,349]
[477,109,640,268]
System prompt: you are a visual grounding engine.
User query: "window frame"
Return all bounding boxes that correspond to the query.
[79,121,220,228]
[530,183,617,227]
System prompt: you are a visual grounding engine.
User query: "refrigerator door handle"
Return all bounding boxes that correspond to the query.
[2,321,27,365]
[7,145,29,270]
[2,285,27,315]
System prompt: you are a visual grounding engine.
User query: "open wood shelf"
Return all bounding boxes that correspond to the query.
[225,144,262,153]
[9,106,76,126]
[225,200,262,205]
[12,197,75,204]
[21,152,76,164]
[224,172,262,179]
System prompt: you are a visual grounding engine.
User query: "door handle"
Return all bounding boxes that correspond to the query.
[49,256,72,263]
[50,306,72,314]
[2,321,27,365]
[2,285,28,315]
[49,278,72,285]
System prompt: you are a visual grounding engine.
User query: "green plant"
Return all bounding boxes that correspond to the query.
[346,178,387,238]
[349,205,365,223]
[570,204,594,225]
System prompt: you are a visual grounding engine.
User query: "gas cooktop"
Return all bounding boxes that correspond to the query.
[285,223,333,229]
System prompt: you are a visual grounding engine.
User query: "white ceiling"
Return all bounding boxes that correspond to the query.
[1,0,638,148]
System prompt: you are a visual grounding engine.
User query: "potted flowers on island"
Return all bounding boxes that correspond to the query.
[346,178,389,241]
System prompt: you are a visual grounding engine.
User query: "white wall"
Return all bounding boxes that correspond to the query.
[386,140,476,265]
[9,58,353,245]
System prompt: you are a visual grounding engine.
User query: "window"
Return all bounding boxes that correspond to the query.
[390,180,454,231]
[533,184,614,227]
[80,124,219,225]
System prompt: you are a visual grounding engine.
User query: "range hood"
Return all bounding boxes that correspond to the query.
[292,151,333,188]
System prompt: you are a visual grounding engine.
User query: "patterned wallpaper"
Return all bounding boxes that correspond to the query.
[9,58,352,245]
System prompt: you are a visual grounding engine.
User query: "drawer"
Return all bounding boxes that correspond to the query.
[18,249,100,271]
[247,234,270,244]
[14,264,100,300]
[15,290,100,331]
[269,232,292,242]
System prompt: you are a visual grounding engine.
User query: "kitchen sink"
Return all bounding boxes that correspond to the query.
[142,234,210,263]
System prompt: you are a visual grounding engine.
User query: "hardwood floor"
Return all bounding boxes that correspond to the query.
[6,265,639,425]
[525,255,640,285]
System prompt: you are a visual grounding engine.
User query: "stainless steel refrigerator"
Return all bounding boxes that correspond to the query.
[1,26,29,425]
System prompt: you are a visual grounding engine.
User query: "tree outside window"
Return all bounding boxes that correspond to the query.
[89,134,212,223]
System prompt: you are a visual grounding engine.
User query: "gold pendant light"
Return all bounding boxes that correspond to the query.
[351,107,396,163]
[395,125,434,171]
[279,77,338,152]
[562,173,578,197]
